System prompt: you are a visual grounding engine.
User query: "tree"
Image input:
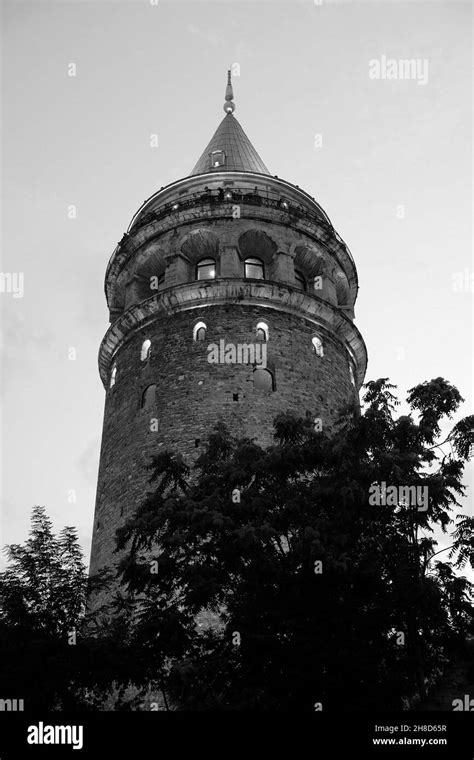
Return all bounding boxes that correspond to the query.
[0,506,145,710]
[0,507,88,637]
[116,377,474,710]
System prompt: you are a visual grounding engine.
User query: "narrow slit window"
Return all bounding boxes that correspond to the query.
[256,321,269,342]
[141,339,151,361]
[193,321,207,342]
[110,364,117,388]
[312,336,324,358]
[349,363,356,387]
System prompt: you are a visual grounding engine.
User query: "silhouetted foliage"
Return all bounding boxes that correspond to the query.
[116,377,473,710]
[1,377,472,711]
[0,507,147,710]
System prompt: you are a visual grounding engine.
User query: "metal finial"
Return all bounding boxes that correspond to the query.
[223,69,235,114]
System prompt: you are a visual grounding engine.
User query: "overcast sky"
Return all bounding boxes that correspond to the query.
[1,0,472,571]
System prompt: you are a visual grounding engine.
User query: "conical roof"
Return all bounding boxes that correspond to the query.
[189,72,270,176]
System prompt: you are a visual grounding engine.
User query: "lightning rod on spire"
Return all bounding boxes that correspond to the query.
[224,69,235,114]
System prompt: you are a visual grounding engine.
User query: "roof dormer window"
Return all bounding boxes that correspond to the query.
[210,150,225,168]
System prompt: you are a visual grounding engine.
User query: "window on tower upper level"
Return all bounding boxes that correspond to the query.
[210,150,226,168]
[244,257,264,280]
[196,258,216,280]
[294,270,306,291]
[141,339,151,361]
[312,336,324,358]
[256,321,269,342]
[193,321,207,342]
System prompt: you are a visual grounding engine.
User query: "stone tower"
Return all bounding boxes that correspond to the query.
[89,72,368,581]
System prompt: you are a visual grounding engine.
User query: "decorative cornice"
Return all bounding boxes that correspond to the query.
[98,279,368,390]
[104,180,358,309]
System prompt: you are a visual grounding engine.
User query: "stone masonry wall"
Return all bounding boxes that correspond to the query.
[89,302,357,584]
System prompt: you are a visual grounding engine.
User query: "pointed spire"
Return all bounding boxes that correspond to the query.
[224,69,235,113]
[189,71,270,176]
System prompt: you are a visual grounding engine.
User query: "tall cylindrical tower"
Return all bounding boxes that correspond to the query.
[89,73,367,582]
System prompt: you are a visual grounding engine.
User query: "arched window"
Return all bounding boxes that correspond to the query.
[244,257,264,280]
[294,270,306,291]
[140,339,151,361]
[110,364,117,388]
[141,384,157,408]
[253,368,275,391]
[256,321,269,342]
[312,336,324,357]
[196,258,216,281]
[193,321,207,342]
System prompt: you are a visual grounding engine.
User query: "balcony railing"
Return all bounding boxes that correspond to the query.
[128,186,355,268]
